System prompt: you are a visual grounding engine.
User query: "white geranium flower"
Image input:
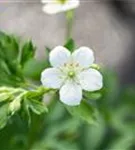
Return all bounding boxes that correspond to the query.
[41,0,80,14]
[41,46,103,106]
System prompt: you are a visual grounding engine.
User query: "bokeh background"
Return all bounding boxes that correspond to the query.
[0,0,135,150]
[0,0,135,84]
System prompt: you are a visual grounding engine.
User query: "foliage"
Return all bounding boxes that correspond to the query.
[0,31,50,129]
[0,32,101,126]
[0,31,135,150]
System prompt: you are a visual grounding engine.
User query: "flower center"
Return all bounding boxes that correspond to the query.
[57,0,67,4]
[60,62,81,81]
[68,71,75,78]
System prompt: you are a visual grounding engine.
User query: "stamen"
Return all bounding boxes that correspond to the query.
[75,63,79,67]
[64,63,67,67]
[70,63,73,66]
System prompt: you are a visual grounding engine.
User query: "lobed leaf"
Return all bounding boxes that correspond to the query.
[64,38,75,52]
[20,41,36,67]
[65,100,97,125]
[0,102,10,129]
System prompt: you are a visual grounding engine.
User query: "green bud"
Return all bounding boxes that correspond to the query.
[0,87,14,93]
[84,91,102,100]
[91,64,100,70]
[0,93,12,102]
[9,98,21,115]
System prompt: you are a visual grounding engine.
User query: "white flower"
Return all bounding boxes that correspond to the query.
[41,46,103,106]
[41,0,80,14]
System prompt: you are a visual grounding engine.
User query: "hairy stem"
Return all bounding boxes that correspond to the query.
[66,10,74,41]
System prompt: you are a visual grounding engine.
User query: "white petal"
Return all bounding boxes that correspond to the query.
[50,46,71,67]
[42,3,63,14]
[61,0,80,11]
[72,47,95,68]
[41,68,64,89]
[42,0,80,14]
[60,81,82,106]
[41,0,53,4]
[78,68,103,91]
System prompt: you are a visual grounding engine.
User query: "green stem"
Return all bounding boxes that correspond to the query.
[65,10,74,41]
[26,87,56,150]
[26,114,44,150]
[19,81,38,90]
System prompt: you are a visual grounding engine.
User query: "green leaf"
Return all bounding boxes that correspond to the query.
[0,31,6,39]
[23,46,51,80]
[23,99,48,125]
[46,140,78,150]
[0,33,19,74]
[9,97,21,115]
[0,32,24,86]
[44,47,51,67]
[22,91,48,124]
[101,69,119,103]
[84,91,102,100]
[25,91,43,100]
[0,103,10,129]
[0,93,12,102]
[0,33,19,61]
[20,41,36,67]
[64,39,75,52]
[82,116,105,150]
[107,134,133,150]
[27,99,48,115]
[65,101,97,125]
[23,58,48,80]
[45,47,51,52]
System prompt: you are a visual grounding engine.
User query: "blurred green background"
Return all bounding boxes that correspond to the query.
[0,68,135,150]
[0,0,135,150]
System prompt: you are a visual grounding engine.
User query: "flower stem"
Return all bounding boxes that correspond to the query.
[65,10,74,41]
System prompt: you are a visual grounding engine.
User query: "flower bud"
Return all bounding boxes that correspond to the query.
[9,98,21,115]
[91,64,100,70]
[0,93,12,102]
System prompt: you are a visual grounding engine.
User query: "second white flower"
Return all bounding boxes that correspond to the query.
[41,0,80,14]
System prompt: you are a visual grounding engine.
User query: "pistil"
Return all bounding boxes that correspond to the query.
[57,0,67,4]
[68,71,75,78]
